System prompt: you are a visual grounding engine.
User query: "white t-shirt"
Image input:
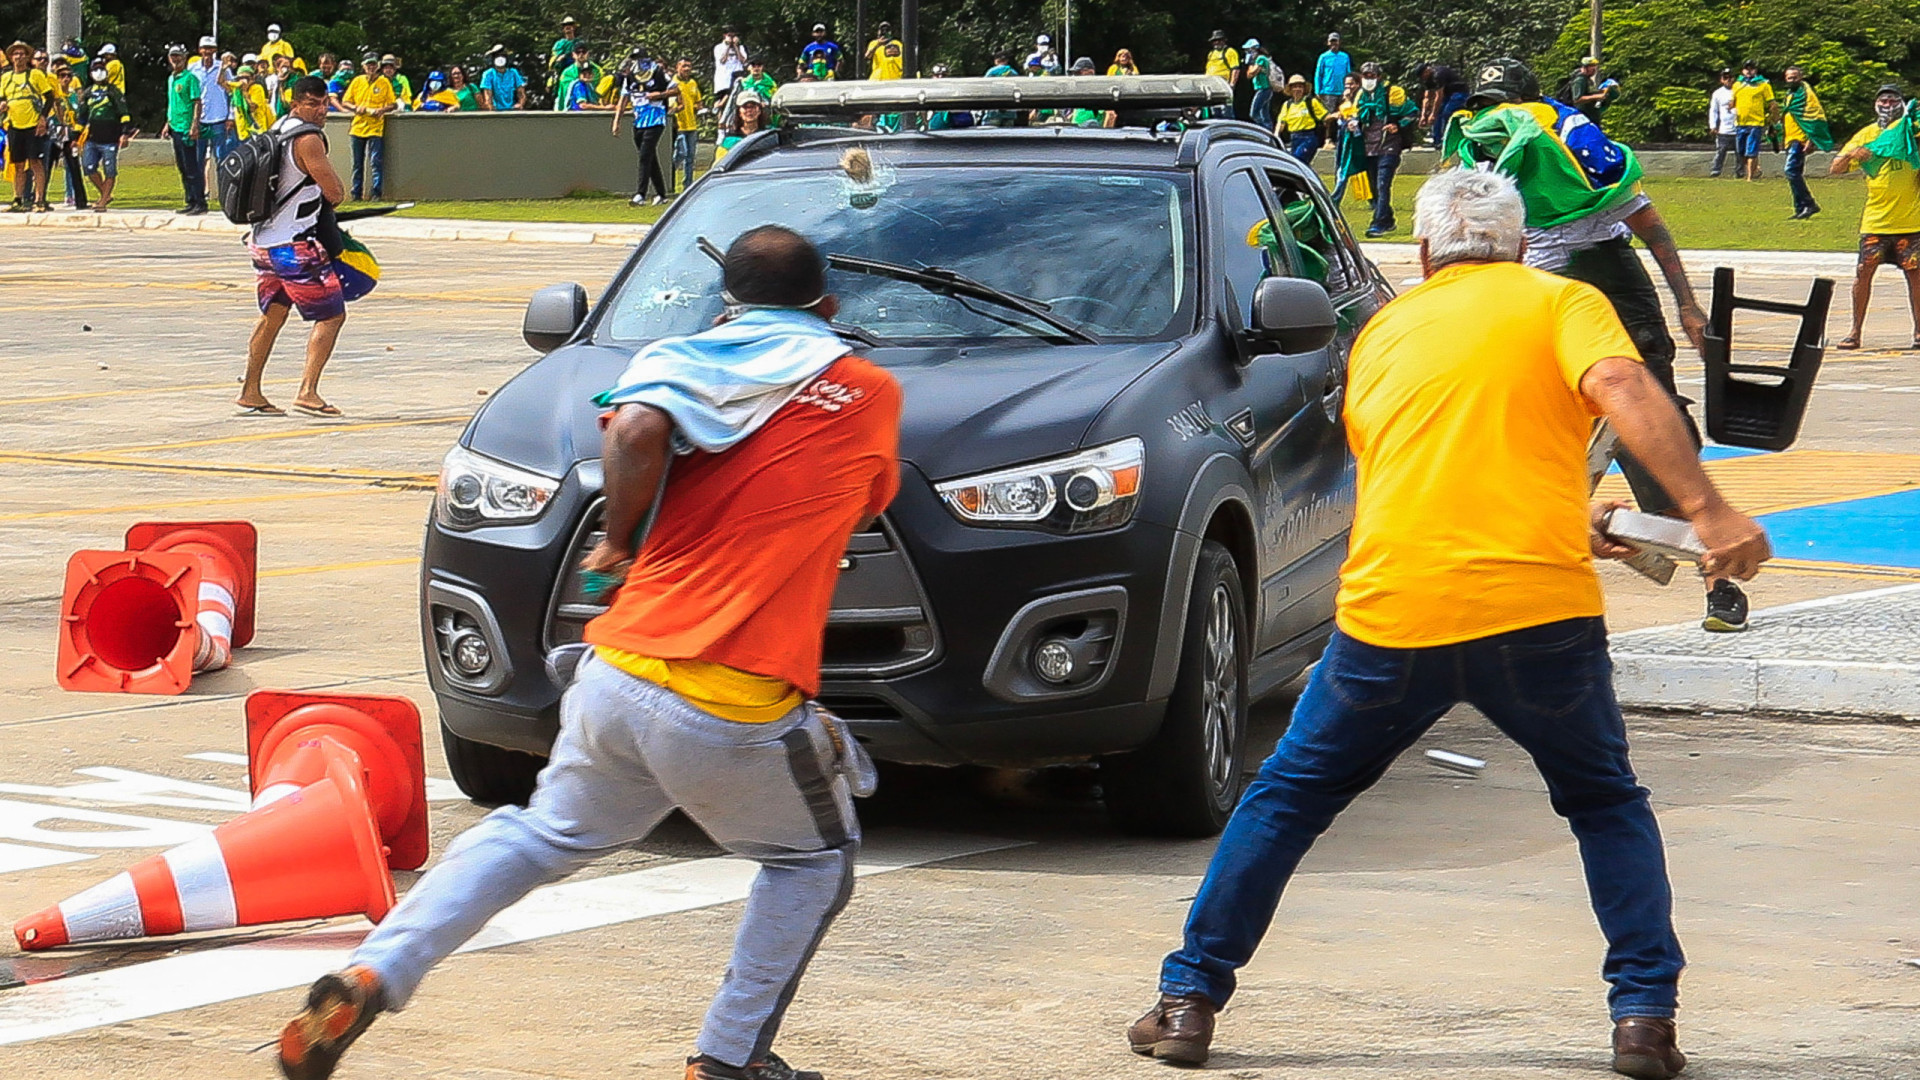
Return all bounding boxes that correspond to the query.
[250,116,327,249]
[1708,86,1737,135]
[712,40,748,93]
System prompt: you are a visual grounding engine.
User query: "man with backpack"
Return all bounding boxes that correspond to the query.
[230,76,349,419]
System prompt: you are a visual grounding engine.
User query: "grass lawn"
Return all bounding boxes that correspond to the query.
[92,163,1865,246]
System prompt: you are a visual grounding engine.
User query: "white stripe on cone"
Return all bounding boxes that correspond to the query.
[161,836,237,932]
[192,582,235,672]
[251,782,303,809]
[55,873,146,944]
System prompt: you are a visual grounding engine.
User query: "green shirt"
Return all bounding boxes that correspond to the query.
[453,83,481,111]
[166,69,202,134]
[737,71,776,102]
[1249,55,1273,91]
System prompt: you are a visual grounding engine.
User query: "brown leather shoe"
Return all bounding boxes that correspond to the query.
[1612,1016,1687,1079]
[1127,992,1217,1066]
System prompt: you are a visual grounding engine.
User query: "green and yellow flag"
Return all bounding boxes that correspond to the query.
[1783,83,1833,151]
[1862,101,1920,177]
[1443,104,1644,229]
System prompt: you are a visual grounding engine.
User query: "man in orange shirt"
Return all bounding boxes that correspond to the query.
[1127,169,1769,1080]
[278,227,901,1080]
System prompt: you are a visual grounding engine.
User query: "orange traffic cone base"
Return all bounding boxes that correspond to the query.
[246,690,429,870]
[55,549,201,695]
[124,521,258,648]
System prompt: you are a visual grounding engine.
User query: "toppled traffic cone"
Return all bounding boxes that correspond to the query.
[55,521,257,695]
[13,749,393,951]
[246,690,429,870]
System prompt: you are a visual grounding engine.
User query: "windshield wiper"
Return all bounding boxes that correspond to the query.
[825,254,1100,344]
[694,235,888,348]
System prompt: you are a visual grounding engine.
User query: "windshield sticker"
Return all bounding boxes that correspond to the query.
[1099,176,1144,186]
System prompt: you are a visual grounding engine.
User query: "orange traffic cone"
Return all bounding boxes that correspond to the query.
[12,750,393,951]
[55,521,258,695]
[245,689,430,870]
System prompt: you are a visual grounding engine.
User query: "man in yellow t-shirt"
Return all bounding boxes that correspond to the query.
[865,21,904,79]
[96,43,125,92]
[1130,169,1769,1078]
[1730,60,1776,180]
[4,40,59,211]
[257,24,305,73]
[670,58,703,193]
[1829,84,1920,348]
[341,59,397,199]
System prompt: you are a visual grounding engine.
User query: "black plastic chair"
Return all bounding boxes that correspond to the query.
[1701,266,1833,451]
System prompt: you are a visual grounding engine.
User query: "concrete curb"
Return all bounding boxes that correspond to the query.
[1612,584,1920,721]
[1361,242,1854,279]
[0,209,651,246]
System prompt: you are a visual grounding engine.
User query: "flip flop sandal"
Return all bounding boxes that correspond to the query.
[1835,336,1861,350]
[234,403,287,417]
[293,403,344,418]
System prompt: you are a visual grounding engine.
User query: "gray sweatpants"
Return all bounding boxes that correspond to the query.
[351,652,860,1067]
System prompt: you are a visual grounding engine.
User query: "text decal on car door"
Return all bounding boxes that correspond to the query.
[1167,400,1212,441]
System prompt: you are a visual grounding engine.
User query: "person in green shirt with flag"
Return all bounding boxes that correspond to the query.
[1781,66,1830,219]
[1828,84,1920,349]
[163,44,206,214]
[1448,57,1749,633]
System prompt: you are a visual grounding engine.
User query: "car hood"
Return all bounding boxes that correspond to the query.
[465,340,1176,483]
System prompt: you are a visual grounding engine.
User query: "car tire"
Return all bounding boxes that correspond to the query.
[440,719,547,806]
[1101,540,1250,837]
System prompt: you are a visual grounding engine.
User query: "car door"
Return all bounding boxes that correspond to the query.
[1208,165,1338,655]
[1252,167,1380,644]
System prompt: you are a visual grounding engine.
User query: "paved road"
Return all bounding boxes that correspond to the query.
[0,233,1915,1078]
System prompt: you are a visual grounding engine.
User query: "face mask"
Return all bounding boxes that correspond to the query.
[1361,78,1378,91]
[90,69,104,82]
[494,56,507,68]
[429,80,444,90]
[267,31,280,42]
[1879,101,1903,124]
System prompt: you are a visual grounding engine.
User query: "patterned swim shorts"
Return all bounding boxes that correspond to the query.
[1858,231,1920,272]
[251,239,346,322]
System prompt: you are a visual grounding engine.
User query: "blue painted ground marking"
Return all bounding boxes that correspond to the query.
[1758,488,1920,569]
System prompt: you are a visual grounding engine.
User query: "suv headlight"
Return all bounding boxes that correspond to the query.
[436,445,559,529]
[935,438,1143,534]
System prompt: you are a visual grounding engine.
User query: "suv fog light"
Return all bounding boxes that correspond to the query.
[450,629,493,677]
[1033,638,1077,684]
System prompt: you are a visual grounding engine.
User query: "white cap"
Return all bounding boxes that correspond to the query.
[97,43,115,55]
[267,23,281,32]
[1037,34,1051,45]
[199,35,217,48]
[812,23,826,32]
[242,52,258,62]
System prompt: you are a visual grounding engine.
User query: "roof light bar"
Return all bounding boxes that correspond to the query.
[772,75,1231,117]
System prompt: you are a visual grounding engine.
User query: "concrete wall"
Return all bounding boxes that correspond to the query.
[120,113,674,200]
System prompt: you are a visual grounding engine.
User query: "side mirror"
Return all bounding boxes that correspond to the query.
[1250,277,1338,355]
[523,283,589,353]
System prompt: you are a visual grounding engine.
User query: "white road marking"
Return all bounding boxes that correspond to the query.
[184,753,470,801]
[0,843,93,874]
[0,830,1022,1046]
[0,768,251,813]
[0,799,213,851]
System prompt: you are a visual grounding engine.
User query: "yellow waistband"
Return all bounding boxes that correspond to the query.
[594,647,801,724]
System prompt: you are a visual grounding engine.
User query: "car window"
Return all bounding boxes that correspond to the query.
[1215,170,1287,331]
[597,164,1197,346]
[1263,170,1358,296]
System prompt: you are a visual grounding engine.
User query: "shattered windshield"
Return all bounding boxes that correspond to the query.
[598,161,1195,346]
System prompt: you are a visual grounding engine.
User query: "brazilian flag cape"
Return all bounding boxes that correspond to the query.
[333,231,381,303]
[1862,101,1920,176]
[1444,102,1643,229]
[1784,84,1833,151]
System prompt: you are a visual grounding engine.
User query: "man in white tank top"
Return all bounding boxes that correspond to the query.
[236,75,350,418]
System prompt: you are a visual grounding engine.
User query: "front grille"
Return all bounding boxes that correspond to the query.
[815,693,906,724]
[543,507,941,677]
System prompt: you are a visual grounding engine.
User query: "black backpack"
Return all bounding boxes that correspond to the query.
[215,122,322,226]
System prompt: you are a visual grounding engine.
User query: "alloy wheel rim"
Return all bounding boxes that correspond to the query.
[1201,582,1239,803]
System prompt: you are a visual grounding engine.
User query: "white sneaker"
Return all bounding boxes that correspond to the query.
[629,194,646,206]
[650,195,663,206]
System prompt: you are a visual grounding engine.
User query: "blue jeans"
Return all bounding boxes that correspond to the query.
[170,129,206,208]
[1366,151,1400,231]
[1159,618,1685,1020]
[673,129,698,191]
[1735,125,1764,160]
[351,134,385,199]
[1431,90,1466,148]
[1288,130,1321,167]
[1785,141,1818,214]
[1249,88,1274,130]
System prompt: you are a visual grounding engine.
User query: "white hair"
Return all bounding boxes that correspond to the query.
[1414,166,1526,268]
